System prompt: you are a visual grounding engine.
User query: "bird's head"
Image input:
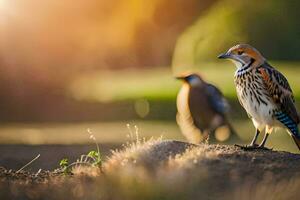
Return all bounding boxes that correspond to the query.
[218,44,265,68]
[176,73,204,87]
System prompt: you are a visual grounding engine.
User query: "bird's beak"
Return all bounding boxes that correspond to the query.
[218,52,231,59]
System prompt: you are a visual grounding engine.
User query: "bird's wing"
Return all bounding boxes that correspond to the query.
[259,63,299,126]
[205,84,230,114]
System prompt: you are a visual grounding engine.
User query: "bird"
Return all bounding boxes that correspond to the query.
[176,72,238,144]
[218,44,300,150]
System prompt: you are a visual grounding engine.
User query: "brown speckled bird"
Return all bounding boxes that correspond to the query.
[219,44,300,150]
[176,73,237,143]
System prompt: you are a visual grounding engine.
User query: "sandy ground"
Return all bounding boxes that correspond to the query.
[0,143,121,171]
[1,140,300,200]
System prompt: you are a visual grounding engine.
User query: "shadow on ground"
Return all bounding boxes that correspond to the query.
[0,143,121,171]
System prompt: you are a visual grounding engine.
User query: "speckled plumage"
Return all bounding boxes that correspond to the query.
[235,62,299,133]
[219,44,300,150]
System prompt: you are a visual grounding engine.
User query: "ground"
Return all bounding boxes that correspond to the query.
[1,139,300,200]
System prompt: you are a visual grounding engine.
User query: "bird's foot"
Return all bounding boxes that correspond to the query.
[256,145,273,151]
[234,144,258,151]
[234,144,273,151]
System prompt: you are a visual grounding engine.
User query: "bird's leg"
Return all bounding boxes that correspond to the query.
[257,133,272,150]
[257,125,273,150]
[259,133,269,147]
[235,129,260,150]
[250,129,260,146]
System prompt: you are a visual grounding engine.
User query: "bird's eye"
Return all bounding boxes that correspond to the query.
[237,51,243,55]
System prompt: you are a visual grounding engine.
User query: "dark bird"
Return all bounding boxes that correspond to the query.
[176,73,238,143]
[218,44,300,150]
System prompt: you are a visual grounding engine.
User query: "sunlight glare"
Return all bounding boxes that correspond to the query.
[0,0,8,11]
[0,0,13,22]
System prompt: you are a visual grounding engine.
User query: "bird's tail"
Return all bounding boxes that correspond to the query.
[291,135,300,150]
[287,125,300,151]
[290,125,300,150]
[275,111,300,150]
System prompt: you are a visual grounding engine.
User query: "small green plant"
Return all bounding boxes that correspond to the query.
[59,158,72,175]
[57,129,103,174]
[87,150,102,167]
[59,158,68,167]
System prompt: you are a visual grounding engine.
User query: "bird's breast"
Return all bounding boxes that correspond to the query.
[234,70,276,125]
[177,84,190,115]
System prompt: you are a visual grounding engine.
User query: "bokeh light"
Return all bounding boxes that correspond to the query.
[134,99,150,118]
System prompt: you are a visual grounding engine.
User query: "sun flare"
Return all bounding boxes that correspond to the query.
[0,0,8,11]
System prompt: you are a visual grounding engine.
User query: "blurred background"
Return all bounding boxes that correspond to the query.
[0,0,300,170]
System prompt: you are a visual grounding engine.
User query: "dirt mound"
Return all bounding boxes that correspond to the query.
[105,140,195,171]
[1,140,300,200]
[105,140,300,179]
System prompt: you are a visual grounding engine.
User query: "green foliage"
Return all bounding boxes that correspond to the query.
[57,132,103,174]
[173,0,300,72]
[87,151,98,159]
[59,158,72,175]
[58,150,103,175]
[87,150,102,167]
[59,158,69,167]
